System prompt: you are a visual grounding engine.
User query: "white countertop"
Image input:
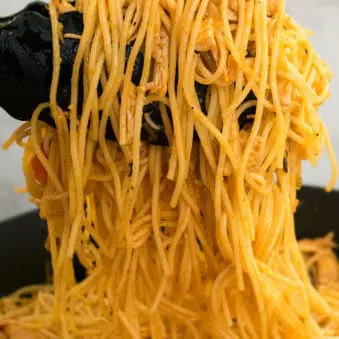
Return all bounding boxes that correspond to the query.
[0,0,338,221]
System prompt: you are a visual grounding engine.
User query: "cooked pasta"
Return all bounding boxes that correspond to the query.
[1,0,338,337]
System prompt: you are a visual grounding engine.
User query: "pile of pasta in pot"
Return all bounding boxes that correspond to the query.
[1,0,339,337]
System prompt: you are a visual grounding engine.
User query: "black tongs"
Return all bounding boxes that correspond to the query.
[0,2,254,145]
[0,1,163,143]
[0,3,83,129]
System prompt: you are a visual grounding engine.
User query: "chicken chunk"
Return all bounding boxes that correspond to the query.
[150,27,169,97]
[195,17,216,53]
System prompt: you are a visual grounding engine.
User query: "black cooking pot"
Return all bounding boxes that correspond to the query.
[0,186,338,297]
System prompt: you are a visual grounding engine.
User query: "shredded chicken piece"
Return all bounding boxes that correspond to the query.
[195,18,217,53]
[277,79,293,105]
[240,130,264,171]
[223,130,263,176]
[1,325,47,339]
[121,85,137,145]
[195,16,236,86]
[222,58,237,85]
[150,27,169,97]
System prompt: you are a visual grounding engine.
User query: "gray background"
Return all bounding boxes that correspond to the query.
[0,0,338,221]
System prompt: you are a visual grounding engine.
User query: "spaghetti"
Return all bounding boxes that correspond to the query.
[1,0,339,337]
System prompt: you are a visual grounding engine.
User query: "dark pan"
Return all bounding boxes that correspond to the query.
[0,186,338,297]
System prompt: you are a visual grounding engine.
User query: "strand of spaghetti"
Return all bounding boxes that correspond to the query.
[49,2,68,198]
[268,10,285,170]
[30,104,63,192]
[220,185,243,288]
[131,0,158,186]
[119,0,152,144]
[237,2,269,338]
[186,92,239,171]
[99,136,123,214]
[124,250,140,330]
[117,310,139,339]
[150,146,170,275]
[194,32,227,85]
[236,0,266,238]
[66,0,98,258]
[220,2,271,119]
[49,1,71,207]
[98,0,112,68]
[2,122,31,150]
[166,0,186,205]
[99,1,130,109]
[214,87,232,224]
[181,0,208,180]
[195,61,231,88]
[117,0,158,256]
[168,202,191,273]
[321,120,338,192]
[220,0,264,84]
[278,64,329,104]
[78,53,105,172]
[150,277,167,313]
